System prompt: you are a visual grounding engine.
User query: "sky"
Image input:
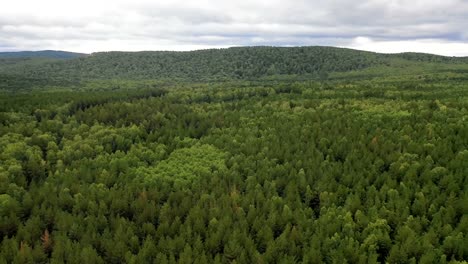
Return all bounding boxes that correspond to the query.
[1,0,468,56]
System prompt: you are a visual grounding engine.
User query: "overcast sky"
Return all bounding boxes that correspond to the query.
[1,0,468,56]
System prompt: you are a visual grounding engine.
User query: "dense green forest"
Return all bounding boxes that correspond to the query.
[0,47,467,263]
[2,47,468,90]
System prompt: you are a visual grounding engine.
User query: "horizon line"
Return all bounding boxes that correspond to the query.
[1,45,467,58]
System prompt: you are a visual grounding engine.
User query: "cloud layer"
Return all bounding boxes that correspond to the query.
[1,0,468,55]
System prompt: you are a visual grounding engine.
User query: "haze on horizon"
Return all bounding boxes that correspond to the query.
[1,0,468,56]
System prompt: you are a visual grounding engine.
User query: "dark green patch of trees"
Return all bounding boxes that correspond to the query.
[2,46,468,91]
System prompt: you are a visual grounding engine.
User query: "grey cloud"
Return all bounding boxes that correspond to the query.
[0,0,467,54]
[136,6,233,24]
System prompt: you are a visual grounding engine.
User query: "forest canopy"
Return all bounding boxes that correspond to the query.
[0,47,467,263]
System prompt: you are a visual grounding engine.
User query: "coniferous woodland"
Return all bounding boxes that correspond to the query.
[0,47,467,263]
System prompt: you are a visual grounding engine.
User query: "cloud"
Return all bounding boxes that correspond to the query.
[348,36,468,57]
[0,0,467,55]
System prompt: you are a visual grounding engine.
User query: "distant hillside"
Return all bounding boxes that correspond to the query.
[0,50,86,59]
[1,46,468,89]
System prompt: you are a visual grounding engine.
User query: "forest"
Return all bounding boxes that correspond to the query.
[0,47,467,263]
[2,46,468,90]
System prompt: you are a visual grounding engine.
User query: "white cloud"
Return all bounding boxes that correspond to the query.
[0,0,467,55]
[347,37,468,56]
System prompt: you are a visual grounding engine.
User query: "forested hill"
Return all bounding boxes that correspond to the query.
[1,46,468,89]
[0,50,86,59]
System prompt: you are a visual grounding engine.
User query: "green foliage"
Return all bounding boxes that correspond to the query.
[0,73,467,262]
[2,46,468,90]
[138,143,226,186]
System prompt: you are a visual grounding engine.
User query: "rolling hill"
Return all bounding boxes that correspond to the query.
[0,50,87,59]
[1,46,468,89]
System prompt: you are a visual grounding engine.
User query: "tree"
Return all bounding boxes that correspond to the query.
[41,229,52,255]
